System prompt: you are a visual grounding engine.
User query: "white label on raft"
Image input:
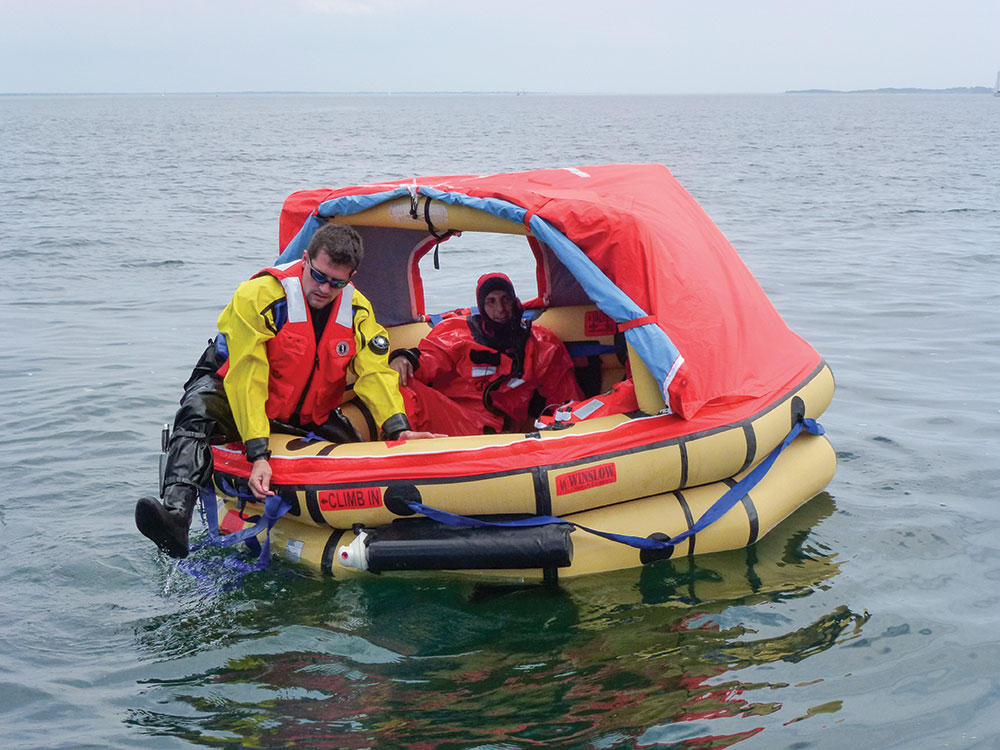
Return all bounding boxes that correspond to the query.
[284,539,304,563]
[572,399,604,420]
[471,366,497,377]
[388,198,449,227]
[507,378,525,388]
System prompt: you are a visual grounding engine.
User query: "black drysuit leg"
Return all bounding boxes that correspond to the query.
[162,373,240,494]
[136,374,238,558]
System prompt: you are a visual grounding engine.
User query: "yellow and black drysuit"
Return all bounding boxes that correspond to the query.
[150,260,410,556]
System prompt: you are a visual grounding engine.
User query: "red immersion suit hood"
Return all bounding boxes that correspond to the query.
[476,273,524,338]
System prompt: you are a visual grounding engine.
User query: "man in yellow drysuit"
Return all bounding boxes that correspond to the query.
[135,223,437,558]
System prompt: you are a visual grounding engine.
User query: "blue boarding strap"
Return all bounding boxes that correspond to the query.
[176,480,293,584]
[426,308,542,327]
[427,308,475,327]
[565,341,619,358]
[406,418,825,551]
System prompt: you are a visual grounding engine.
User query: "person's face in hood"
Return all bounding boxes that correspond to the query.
[483,289,514,324]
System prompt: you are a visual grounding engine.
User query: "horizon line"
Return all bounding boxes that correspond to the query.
[1,85,994,97]
[2,89,773,97]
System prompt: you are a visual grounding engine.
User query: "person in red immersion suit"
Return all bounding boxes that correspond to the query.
[389,273,583,435]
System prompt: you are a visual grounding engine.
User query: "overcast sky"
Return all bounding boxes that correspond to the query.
[2,0,997,95]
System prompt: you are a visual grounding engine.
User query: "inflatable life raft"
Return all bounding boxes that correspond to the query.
[205,164,836,582]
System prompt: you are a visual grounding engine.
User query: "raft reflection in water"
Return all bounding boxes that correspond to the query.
[130,493,868,747]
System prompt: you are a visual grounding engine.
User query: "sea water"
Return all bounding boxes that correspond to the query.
[1,92,998,749]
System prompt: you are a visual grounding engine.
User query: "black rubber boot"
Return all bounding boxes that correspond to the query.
[135,485,198,559]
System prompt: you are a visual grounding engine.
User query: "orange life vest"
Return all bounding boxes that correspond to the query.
[242,260,357,425]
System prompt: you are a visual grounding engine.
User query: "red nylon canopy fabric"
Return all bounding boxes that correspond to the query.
[278,164,821,419]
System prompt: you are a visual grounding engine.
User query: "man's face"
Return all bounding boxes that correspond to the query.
[302,252,353,310]
[483,290,514,324]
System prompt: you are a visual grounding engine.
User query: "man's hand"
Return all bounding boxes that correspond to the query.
[249,457,275,499]
[397,429,446,440]
[389,356,414,386]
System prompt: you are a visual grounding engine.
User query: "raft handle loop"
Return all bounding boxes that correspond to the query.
[213,478,287,544]
[422,197,455,270]
[406,418,825,553]
[215,476,253,520]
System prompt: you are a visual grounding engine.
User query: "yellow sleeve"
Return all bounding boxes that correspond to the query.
[348,289,408,430]
[216,275,285,444]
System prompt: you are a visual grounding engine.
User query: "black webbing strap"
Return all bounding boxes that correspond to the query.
[423,197,454,269]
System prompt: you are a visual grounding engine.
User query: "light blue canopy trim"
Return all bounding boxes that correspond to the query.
[274,185,683,406]
[276,187,412,264]
[521,209,684,404]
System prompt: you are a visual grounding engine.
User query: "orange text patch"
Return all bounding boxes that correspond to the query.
[318,487,384,511]
[555,462,617,495]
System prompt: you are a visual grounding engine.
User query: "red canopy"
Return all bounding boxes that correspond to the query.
[277,164,821,419]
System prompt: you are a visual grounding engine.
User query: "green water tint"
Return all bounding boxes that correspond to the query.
[128,494,866,747]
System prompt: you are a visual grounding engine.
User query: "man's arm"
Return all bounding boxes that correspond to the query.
[390,319,463,386]
[349,291,421,439]
[216,276,283,461]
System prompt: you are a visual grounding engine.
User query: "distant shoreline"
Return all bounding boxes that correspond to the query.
[786,86,993,94]
[1,87,996,97]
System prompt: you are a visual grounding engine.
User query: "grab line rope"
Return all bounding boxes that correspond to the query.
[405,418,824,550]
[175,480,292,584]
[175,418,823,583]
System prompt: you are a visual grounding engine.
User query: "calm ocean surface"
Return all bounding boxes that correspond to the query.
[1,93,998,749]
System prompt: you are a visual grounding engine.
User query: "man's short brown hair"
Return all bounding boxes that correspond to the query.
[306,223,364,270]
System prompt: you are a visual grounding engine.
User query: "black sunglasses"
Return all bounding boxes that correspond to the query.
[306,257,352,289]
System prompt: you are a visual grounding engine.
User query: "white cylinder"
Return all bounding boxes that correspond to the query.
[336,531,370,571]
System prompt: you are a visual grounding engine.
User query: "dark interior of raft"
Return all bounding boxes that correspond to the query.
[341,224,634,440]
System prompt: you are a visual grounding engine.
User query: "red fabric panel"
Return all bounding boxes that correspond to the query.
[211,357,820,489]
[618,315,656,332]
[277,165,821,420]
